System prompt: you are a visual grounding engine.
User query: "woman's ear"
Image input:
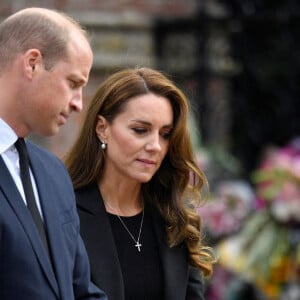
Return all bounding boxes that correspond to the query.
[96,115,108,141]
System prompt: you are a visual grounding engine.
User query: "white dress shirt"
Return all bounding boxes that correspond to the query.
[0,118,44,217]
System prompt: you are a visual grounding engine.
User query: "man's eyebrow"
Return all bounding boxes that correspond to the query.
[70,71,89,82]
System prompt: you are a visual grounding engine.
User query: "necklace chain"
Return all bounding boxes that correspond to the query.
[104,201,144,252]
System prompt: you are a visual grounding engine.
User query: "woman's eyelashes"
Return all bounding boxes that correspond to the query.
[161,130,172,140]
[131,127,172,140]
[132,127,147,134]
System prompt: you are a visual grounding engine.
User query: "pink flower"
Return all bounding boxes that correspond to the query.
[252,138,300,223]
[198,181,254,237]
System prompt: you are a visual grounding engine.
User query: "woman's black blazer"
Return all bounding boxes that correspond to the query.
[76,184,204,300]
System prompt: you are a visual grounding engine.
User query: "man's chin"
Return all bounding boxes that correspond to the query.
[34,126,60,137]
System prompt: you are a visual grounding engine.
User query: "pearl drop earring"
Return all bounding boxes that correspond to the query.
[101,141,106,150]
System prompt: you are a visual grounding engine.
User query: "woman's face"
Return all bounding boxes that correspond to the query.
[97,93,174,184]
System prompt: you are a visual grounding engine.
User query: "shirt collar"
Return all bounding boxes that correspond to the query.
[0,118,18,155]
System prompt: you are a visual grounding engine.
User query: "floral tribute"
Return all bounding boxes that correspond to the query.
[201,138,300,300]
[236,138,300,299]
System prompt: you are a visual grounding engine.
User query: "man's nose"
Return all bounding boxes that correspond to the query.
[70,89,83,112]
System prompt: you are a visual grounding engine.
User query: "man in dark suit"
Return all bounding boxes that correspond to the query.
[0,7,107,300]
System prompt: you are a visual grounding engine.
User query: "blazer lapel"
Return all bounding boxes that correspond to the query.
[77,185,188,300]
[0,157,59,297]
[151,206,189,300]
[76,184,125,300]
[28,146,78,299]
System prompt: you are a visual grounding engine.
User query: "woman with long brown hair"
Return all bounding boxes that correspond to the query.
[65,67,215,300]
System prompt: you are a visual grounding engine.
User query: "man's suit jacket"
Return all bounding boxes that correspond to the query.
[76,184,204,300]
[0,141,107,300]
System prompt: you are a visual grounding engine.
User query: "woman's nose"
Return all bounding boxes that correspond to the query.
[145,134,162,152]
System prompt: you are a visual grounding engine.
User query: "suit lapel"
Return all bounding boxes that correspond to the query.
[0,156,59,297]
[28,145,78,299]
[151,206,188,300]
[76,184,125,300]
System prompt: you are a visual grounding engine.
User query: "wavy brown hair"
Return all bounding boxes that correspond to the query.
[65,67,216,276]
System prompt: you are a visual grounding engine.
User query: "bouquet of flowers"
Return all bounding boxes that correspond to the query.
[253,138,300,223]
[198,180,254,241]
[217,138,300,299]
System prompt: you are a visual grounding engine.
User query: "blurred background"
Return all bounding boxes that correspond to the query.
[1,1,299,299]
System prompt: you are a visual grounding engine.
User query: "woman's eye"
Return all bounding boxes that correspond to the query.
[161,131,171,139]
[132,128,147,134]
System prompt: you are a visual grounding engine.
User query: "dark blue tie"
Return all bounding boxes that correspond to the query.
[15,138,50,257]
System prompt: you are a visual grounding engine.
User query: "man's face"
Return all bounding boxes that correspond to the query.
[23,35,93,136]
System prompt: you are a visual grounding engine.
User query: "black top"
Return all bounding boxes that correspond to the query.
[107,208,164,300]
[76,184,204,300]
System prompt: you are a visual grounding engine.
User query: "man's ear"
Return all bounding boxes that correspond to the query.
[96,115,109,141]
[23,49,43,79]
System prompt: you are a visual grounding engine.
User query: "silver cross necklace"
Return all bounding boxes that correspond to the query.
[105,201,144,252]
